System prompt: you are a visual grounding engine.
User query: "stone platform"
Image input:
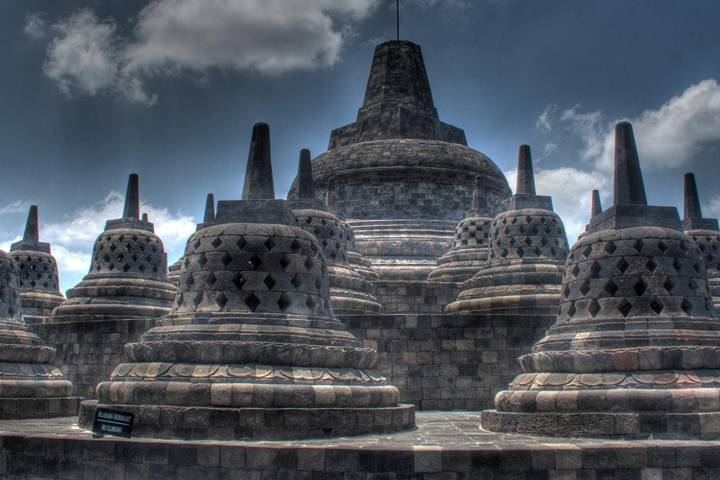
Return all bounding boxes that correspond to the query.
[0,412,718,479]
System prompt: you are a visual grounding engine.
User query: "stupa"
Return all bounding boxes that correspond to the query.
[78,123,414,440]
[482,122,720,438]
[288,40,511,280]
[289,149,383,313]
[9,205,65,323]
[427,177,493,283]
[50,174,176,323]
[446,145,569,315]
[682,172,720,310]
[0,248,77,418]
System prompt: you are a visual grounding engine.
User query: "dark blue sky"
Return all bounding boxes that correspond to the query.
[1,0,719,292]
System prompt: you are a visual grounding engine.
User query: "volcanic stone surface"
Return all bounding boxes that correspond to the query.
[447,145,569,316]
[287,41,511,280]
[482,122,720,438]
[51,174,176,323]
[78,123,413,440]
[9,205,64,323]
[0,248,77,418]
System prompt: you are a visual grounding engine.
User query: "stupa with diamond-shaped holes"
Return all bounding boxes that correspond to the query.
[482,122,720,438]
[50,174,176,323]
[78,123,413,440]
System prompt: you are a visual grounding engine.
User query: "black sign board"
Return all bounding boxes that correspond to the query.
[92,408,134,438]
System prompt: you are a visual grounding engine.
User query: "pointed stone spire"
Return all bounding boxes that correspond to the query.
[141,213,148,223]
[591,190,602,218]
[516,145,536,195]
[297,149,314,199]
[242,123,274,200]
[613,122,647,206]
[23,205,39,243]
[684,173,703,221]
[123,174,140,219]
[203,193,215,223]
[467,176,490,217]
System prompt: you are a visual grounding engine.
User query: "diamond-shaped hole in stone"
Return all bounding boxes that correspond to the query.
[588,300,601,318]
[264,274,276,290]
[197,254,208,267]
[658,241,668,253]
[306,296,316,311]
[634,278,648,296]
[604,241,617,255]
[634,239,644,253]
[524,237,532,246]
[589,261,601,279]
[221,252,233,267]
[579,280,591,295]
[304,257,314,271]
[617,299,632,317]
[278,293,291,312]
[279,255,291,270]
[694,262,702,274]
[248,255,262,270]
[291,274,303,289]
[567,302,577,317]
[563,284,570,297]
[264,238,276,251]
[187,274,195,287]
[215,293,228,310]
[662,278,674,293]
[650,299,664,315]
[604,280,618,296]
[290,238,302,253]
[193,239,202,251]
[192,292,203,307]
[689,278,699,291]
[617,258,629,274]
[582,245,593,258]
[232,272,246,290]
[206,272,217,287]
[681,299,692,314]
[646,258,658,273]
[245,293,261,312]
[570,264,580,278]
[517,248,524,258]
[236,237,247,249]
[211,237,222,248]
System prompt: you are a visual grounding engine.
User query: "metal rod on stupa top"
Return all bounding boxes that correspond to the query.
[23,205,39,242]
[297,149,315,199]
[123,174,140,219]
[396,0,400,41]
[591,190,602,218]
[516,145,536,195]
[242,123,275,200]
[684,172,703,221]
[613,122,647,206]
[204,193,216,223]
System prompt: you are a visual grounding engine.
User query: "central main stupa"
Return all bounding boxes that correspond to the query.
[289,41,511,280]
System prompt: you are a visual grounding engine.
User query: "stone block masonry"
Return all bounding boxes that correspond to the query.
[371,280,461,314]
[343,313,554,410]
[35,319,158,399]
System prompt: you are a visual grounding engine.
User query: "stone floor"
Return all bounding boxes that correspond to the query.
[1,412,720,478]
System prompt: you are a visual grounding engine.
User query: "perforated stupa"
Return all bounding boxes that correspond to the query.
[78,123,413,440]
[482,122,720,438]
[51,174,176,323]
[446,145,569,315]
[9,206,64,323]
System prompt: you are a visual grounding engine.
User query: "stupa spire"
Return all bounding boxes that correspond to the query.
[516,145,536,195]
[297,149,314,199]
[591,190,602,218]
[23,205,39,243]
[242,123,274,200]
[203,193,215,223]
[123,174,140,219]
[684,173,703,220]
[613,122,647,206]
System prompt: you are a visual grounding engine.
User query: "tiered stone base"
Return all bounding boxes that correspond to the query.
[481,409,720,439]
[0,397,79,419]
[17,290,64,324]
[79,401,414,440]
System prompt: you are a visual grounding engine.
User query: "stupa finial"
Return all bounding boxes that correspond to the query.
[613,122,647,206]
[141,213,148,223]
[203,193,216,223]
[123,174,140,219]
[591,190,602,218]
[23,205,39,242]
[684,173,703,221]
[242,123,274,200]
[516,145,536,195]
[297,149,314,199]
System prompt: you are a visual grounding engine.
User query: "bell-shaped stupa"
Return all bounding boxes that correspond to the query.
[682,172,720,310]
[482,122,720,438]
[290,149,383,313]
[288,40,511,280]
[78,123,413,440]
[9,205,65,323]
[427,177,493,283]
[51,174,176,322]
[446,145,569,315]
[0,249,77,418]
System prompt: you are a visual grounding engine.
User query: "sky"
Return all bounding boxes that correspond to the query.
[1,0,720,294]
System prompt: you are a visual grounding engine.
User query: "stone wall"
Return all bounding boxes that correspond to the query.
[34,319,158,399]
[371,281,461,314]
[343,313,554,410]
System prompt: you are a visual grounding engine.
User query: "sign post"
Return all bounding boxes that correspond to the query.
[91,408,134,438]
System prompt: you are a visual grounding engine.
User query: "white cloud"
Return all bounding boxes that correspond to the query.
[561,79,720,173]
[543,142,558,157]
[28,0,379,105]
[536,104,556,133]
[24,13,47,40]
[0,200,32,216]
[505,166,609,243]
[705,194,720,219]
[1,191,195,293]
